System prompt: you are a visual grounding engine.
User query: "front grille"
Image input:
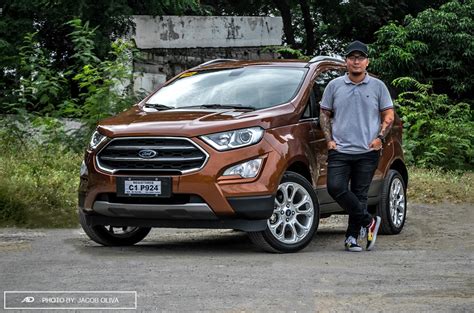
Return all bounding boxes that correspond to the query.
[96,137,208,174]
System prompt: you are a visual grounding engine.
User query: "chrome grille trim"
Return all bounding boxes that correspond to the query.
[95,137,209,174]
[106,145,196,151]
[100,156,205,162]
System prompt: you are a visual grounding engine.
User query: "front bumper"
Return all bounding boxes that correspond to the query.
[79,193,274,221]
[79,191,273,231]
[79,135,281,223]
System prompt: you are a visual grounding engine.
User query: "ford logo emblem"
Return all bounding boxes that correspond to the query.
[138,149,157,159]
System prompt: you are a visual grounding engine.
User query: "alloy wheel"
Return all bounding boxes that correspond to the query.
[389,177,406,228]
[268,182,314,244]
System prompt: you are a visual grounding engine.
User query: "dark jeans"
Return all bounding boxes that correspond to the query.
[327,150,380,239]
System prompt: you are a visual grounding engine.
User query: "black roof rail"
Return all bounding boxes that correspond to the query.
[196,58,239,68]
[307,55,344,64]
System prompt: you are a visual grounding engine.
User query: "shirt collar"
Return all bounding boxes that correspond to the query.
[343,72,370,85]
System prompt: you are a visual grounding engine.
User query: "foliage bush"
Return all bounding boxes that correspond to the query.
[3,18,138,150]
[394,77,473,170]
[370,0,474,100]
[62,19,137,135]
[0,139,82,227]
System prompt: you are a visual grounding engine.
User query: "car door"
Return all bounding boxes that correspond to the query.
[310,66,346,213]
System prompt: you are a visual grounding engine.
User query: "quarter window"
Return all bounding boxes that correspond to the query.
[301,68,345,119]
[313,68,345,117]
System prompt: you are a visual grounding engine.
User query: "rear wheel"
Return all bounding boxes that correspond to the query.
[79,210,151,246]
[377,169,407,235]
[248,172,319,253]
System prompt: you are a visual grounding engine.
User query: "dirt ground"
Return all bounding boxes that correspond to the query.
[0,202,473,312]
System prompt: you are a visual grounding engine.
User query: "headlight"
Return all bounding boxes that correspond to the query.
[200,127,264,151]
[223,158,263,178]
[88,130,107,150]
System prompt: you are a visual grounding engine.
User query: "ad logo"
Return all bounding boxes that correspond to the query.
[21,296,35,303]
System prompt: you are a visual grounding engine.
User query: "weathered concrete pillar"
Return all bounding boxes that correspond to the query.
[131,16,283,94]
[133,15,283,49]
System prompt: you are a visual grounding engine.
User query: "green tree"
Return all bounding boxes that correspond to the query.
[4,18,140,149]
[64,19,138,132]
[200,0,448,55]
[314,0,447,47]
[0,0,200,111]
[370,0,474,100]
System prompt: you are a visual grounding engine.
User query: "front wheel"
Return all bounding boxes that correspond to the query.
[248,172,319,253]
[79,210,151,246]
[377,169,407,235]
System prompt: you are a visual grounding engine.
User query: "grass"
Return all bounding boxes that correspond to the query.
[407,166,473,204]
[0,140,472,228]
[0,140,82,228]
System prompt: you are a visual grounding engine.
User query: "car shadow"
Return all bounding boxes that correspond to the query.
[72,227,347,255]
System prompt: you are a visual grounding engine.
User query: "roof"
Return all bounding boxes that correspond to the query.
[195,56,345,70]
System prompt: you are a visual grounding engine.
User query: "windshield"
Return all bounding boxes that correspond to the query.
[145,67,308,110]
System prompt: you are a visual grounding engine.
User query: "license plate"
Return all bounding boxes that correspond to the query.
[116,177,171,197]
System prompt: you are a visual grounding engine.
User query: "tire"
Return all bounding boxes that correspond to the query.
[79,210,151,246]
[248,171,320,253]
[377,169,407,235]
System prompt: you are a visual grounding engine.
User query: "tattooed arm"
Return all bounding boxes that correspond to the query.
[379,108,395,138]
[369,108,395,150]
[320,108,336,150]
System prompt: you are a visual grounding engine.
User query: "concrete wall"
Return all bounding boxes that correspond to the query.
[133,15,283,49]
[131,15,283,94]
[133,46,281,93]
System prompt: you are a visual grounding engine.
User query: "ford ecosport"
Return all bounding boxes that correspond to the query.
[78,57,408,253]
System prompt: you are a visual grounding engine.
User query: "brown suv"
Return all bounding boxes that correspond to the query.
[78,57,408,253]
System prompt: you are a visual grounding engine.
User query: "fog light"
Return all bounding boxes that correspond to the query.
[223,158,263,178]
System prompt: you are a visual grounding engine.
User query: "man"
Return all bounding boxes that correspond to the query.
[320,40,394,252]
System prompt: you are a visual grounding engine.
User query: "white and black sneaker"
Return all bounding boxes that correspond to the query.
[344,236,362,252]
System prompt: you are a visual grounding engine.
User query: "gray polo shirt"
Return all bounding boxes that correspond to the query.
[320,73,393,154]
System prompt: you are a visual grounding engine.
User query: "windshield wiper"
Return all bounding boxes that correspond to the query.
[186,104,256,110]
[144,103,174,110]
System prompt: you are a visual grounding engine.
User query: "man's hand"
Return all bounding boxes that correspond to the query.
[327,140,337,150]
[369,138,383,150]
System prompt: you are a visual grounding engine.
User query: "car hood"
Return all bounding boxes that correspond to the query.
[97,104,296,138]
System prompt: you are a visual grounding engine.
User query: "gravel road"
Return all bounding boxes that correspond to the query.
[1,202,473,312]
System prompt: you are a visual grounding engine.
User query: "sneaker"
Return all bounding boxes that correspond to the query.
[345,236,362,252]
[366,216,381,251]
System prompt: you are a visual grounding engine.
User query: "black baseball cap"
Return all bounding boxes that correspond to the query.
[344,41,368,57]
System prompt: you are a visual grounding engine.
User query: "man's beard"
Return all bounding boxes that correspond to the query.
[351,70,364,77]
